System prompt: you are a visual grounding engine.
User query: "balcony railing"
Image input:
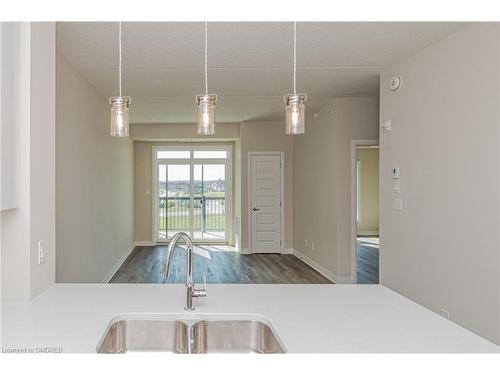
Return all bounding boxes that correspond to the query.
[159,196,225,233]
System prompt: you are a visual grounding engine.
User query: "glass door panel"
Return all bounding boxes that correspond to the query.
[193,164,226,241]
[158,163,191,240]
[158,164,167,240]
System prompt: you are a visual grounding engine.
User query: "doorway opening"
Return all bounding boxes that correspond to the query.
[351,141,379,284]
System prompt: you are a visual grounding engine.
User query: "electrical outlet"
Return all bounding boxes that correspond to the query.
[392,198,403,210]
[440,308,450,320]
[311,242,315,251]
[38,240,46,265]
[304,239,308,248]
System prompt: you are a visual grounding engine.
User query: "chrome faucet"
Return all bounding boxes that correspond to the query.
[163,232,207,311]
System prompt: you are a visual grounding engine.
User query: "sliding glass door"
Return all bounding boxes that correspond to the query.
[154,146,231,243]
[193,163,226,241]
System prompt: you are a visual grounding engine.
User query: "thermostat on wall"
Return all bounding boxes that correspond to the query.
[392,167,400,179]
[389,75,402,91]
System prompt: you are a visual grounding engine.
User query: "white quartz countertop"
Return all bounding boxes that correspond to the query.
[1,284,498,353]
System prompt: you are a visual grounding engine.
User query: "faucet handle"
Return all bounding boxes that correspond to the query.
[193,275,207,298]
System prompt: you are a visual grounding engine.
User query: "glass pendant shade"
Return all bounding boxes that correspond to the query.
[196,94,217,135]
[284,93,306,135]
[109,96,131,137]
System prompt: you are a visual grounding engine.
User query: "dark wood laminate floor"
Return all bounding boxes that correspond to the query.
[356,237,379,284]
[110,245,332,284]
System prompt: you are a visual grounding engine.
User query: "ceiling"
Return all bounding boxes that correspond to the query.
[57,22,465,124]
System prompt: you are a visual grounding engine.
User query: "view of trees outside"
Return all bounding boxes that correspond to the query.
[158,164,226,238]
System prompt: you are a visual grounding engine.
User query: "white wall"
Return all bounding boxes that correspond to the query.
[293,103,338,277]
[1,22,56,300]
[380,23,500,344]
[293,97,379,281]
[1,23,31,300]
[30,23,56,297]
[56,54,134,283]
[1,23,18,211]
[131,122,240,141]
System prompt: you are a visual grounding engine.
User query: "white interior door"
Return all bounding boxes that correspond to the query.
[250,154,281,253]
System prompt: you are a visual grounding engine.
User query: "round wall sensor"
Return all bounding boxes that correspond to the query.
[389,75,402,91]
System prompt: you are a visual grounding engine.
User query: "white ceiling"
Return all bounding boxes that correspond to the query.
[57,22,466,123]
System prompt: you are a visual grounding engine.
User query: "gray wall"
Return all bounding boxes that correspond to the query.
[293,97,379,281]
[56,54,134,282]
[1,22,56,300]
[380,23,500,344]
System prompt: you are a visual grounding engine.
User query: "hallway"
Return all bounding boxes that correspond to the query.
[356,236,379,284]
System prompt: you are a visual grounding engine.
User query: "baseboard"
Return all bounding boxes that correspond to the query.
[335,275,355,284]
[134,241,156,246]
[102,243,135,283]
[292,249,337,283]
[357,231,379,236]
[292,249,355,284]
[241,248,290,255]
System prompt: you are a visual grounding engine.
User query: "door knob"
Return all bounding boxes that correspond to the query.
[252,208,260,211]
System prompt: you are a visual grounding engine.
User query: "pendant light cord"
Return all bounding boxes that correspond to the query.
[205,21,208,95]
[293,21,297,94]
[119,21,122,97]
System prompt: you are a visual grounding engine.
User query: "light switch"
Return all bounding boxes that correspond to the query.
[38,240,46,264]
[393,180,400,193]
[382,120,392,132]
[393,198,403,210]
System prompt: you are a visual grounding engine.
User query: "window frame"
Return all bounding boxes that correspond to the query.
[152,144,233,244]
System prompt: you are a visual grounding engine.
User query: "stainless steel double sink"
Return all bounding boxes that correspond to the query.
[97,315,286,354]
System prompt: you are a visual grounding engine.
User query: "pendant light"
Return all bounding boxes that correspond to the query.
[284,22,307,135]
[109,22,131,137]
[196,22,217,135]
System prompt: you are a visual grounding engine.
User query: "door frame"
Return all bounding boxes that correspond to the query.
[350,140,379,283]
[152,144,233,245]
[247,151,285,254]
